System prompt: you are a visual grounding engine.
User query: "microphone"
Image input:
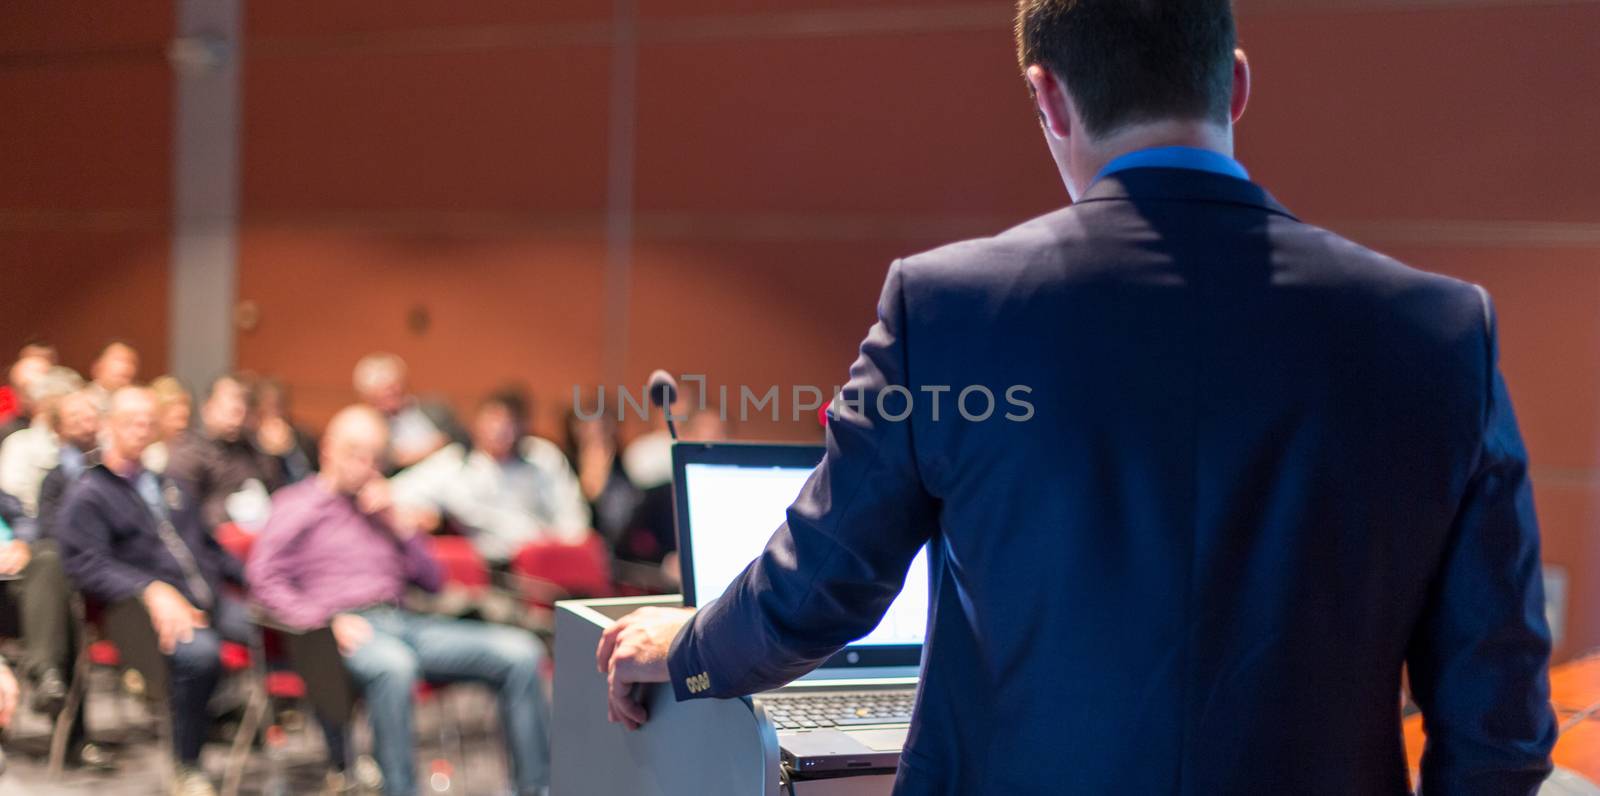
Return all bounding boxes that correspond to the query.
[647,370,679,441]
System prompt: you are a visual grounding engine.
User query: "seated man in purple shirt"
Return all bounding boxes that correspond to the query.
[246,405,549,796]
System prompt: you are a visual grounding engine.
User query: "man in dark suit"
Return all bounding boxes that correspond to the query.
[58,386,248,796]
[597,1,1558,793]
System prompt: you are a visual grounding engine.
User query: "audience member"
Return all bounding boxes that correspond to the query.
[254,377,318,483]
[392,391,590,566]
[37,389,102,540]
[85,341,140,414]
[0,366,84,517]
[0,352,52,444]
[352,353,456,472]
[623,407,726,581]
[57,386,248,796]
[683,407,729,442]
[143,375,193,474]
[167,374,286,531]
[247,405,550,796]
[563,408,642,548]
[0,477,78,737]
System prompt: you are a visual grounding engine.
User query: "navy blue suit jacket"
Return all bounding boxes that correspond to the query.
[668,168,1557,795]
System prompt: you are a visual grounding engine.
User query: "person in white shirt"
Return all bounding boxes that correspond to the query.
[0,367,84,516]
[352,353,454,473]
[392,391,590,565]
[0,351,53,445]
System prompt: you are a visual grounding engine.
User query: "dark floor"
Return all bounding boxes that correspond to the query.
[0,671,515,795]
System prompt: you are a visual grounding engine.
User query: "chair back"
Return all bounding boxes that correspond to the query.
[511,533,613,606]
[426,535,491,591]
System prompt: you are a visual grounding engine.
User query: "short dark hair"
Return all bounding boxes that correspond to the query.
[479,386,531,433]
[95,339,137,361]
[206,372,257,408]
[1015,0,1237,138]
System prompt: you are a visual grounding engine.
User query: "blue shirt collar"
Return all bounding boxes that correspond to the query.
[59,444,87,478]
[1092,146,1249,186]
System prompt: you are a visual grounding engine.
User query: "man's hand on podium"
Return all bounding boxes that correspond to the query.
[596,606,695,730]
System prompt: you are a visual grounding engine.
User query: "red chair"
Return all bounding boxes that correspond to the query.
[509,533,614,609]
[416,535,496,793]
[214,522,256,563]
[425,535,491,593]
[53,598,265,796]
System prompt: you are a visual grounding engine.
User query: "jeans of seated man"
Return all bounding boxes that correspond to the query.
[168,595,252,766]
[342,607,550,796]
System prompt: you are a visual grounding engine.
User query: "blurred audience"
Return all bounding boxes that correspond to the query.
[248,405,551,796]
[0,349,54,444]
[57,386,248,796]
[0,341,734,780]
[0,475,79,745]
[352,353,458,473]
[0,366,85,517]
[142,375,193,474]
[254,376,318,483]
[13,387,102,761]
[167,374,286,531]
[0,340,734,789]
[392,390,590,567]
[85,341,140,414]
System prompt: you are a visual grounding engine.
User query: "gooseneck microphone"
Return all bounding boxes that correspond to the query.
[647,369,680,441]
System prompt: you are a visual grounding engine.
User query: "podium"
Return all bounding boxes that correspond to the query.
[552,596,897,796]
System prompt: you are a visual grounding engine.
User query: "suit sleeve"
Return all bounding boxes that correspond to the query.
[1407,295,1557,795]
[668,260,939,700]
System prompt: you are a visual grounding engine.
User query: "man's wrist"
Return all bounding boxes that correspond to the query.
[139,579,171,604]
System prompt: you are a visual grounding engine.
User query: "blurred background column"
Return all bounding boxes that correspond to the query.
[168,0,242,389]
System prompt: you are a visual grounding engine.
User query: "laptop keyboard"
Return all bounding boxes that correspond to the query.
[758,690,915,730]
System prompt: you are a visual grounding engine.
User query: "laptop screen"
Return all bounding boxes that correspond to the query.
[674,443,929,665]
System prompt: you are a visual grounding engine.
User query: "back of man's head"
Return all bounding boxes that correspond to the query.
[1015,0,1237,138]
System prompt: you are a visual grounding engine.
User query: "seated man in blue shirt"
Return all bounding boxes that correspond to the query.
[58,386,249,796]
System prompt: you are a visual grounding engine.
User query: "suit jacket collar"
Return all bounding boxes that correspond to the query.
[1075,167,1299,222]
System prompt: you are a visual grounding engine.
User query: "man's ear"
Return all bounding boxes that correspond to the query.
[1230,48,1251,124]
[1026,65,1072,140]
